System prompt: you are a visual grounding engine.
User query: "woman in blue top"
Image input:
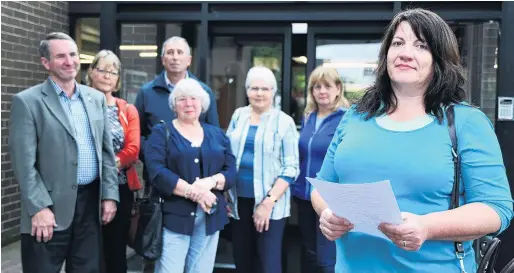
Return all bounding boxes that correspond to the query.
[311,9,514,273]
[145,78,236,273]
[226,66,300,273]
[292,66,350,273]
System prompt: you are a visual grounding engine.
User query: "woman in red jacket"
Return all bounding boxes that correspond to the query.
[87,50,142,273]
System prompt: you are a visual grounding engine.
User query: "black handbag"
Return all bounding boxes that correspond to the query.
[129,196,163,261]
[128,120,170,261]
[446,105,501,273]
[500,258,514,273]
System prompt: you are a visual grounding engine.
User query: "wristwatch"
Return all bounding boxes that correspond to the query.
[266,192,278,203]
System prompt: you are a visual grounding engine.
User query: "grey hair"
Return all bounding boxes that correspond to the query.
[161,36,191,56]
[245,66,278,96]
[39,32,76,60]
[168,78,210,114]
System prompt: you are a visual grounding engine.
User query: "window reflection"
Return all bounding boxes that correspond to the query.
[291,65,306,124]
[76,18,100,84]
[209,37,283,129]
[453,21,499,124]
[316,39,381,103]
[119,24,158,104]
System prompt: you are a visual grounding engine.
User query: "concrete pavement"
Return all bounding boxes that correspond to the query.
[1,240,136,273]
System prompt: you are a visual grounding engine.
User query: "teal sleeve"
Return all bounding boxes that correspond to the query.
[314,107,353,186]
[458,107,514,235]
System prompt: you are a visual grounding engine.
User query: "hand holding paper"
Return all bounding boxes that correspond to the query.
[319,207,354,241]
[307,177,403,240]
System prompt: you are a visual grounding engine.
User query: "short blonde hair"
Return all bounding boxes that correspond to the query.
[245,66,278,96]
[86,50,122,92]
[304,66,351,117]
[169,78,210,113]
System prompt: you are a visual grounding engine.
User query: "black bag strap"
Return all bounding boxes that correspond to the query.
[150,120,169,204]
[159,120,170,147]
[447,105,501,273]
[447,105,460,211]
[446,105,466,260]
[159,119,171,164]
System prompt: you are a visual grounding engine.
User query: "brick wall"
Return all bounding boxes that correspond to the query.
[1,1,69,245]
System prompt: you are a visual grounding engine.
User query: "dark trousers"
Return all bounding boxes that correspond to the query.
[21,181,101,273]
[102,183,133,273]
[295,197,336,273]
[232,197,286,273]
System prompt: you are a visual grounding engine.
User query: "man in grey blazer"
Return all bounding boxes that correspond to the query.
[9,32,119,273]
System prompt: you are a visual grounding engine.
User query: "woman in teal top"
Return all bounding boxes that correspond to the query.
[311,9,514,273]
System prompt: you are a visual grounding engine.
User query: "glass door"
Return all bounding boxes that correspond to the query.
[315,37,382,104]
[307,24,386,106]
[208,25,291,129]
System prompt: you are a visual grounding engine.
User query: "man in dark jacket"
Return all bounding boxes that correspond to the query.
[135,36,219,190]
[135,36,219,163]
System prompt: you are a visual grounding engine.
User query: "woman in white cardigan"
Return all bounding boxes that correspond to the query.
[226,66,300,273]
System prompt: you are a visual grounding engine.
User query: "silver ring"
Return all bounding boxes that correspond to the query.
[402,240,407,247]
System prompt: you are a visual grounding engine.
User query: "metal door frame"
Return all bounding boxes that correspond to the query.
[306,23,388,76]
[209,24,293,114]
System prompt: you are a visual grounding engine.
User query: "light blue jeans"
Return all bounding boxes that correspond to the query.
[155,205,220,273]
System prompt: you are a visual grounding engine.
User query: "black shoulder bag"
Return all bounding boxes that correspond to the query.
[446,105,501,273]
[128,120,168,261]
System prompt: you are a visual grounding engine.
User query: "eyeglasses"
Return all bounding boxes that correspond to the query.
[95,68,119,77]
[175,96,198,103]
[248,86,271,93]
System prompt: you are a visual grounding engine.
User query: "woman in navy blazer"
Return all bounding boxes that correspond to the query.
[292,66,350,273]
[145,78,236,273]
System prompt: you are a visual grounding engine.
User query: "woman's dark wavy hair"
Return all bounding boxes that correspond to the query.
[356,8,466,123]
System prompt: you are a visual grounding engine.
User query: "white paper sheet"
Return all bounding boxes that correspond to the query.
[307,177,403,240]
